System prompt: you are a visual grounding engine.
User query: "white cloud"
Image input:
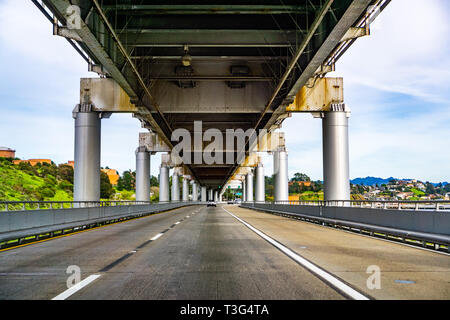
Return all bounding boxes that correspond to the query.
[273,0,450,182]
[334,0,450,104]
[0,0,148,175]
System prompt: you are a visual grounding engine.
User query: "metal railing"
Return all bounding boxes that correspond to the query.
[0,200,200,212]
[240,200,450,251]
[243,200,450,211]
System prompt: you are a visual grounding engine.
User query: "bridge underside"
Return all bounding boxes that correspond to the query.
[40,0,384,189]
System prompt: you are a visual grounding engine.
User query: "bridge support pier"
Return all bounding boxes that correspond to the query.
[182,176,189,202]
[191,181,198,201]
[322,111,350,202]
[172,171,180,202]
[255,163,265,203]
[159,162,170,203]
[242,179,247,202]
[274,149,288,203]
[74,111,101,203]
[246,171,254,202]
[208,189,213,201]
[214,190,218,202]
[201,186,207,202]
[135,147,150,202]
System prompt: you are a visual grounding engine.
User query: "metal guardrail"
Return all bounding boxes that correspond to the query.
[0,201,203,248]
[245,200,450,211]
[240,201,450,252]
[0,200,182,211]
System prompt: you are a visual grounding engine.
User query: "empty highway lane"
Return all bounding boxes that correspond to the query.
[0,205,447,300]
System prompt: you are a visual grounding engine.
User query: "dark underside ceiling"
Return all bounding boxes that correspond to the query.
[39,0,383,189]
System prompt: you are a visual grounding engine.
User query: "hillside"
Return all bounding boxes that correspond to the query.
[0,158,73,202]
[350,176,397,186]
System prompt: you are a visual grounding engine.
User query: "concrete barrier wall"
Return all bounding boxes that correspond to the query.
[244,203,450,236]
[0,202,197,235]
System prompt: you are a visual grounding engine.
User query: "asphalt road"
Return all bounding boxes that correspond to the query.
[0,204,447,300]
[0,205,344,300]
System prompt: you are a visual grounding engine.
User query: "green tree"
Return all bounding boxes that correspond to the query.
[57,164,74,184]
[289,182,300,194]
[150,175,159,187]
[18,161,37,175]
[117,170,135,191]
[425,182,435,195]
[291,173,311,182]
[265,176,274,197]
[100,171,114,199]
[38,162,58,178]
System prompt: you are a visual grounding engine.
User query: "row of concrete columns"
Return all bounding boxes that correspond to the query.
[74,110,350,204]
[239,112,349,203]
[240,149,288,203]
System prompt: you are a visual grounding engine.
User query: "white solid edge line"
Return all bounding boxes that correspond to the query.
[150,233,164,241]
[222,207,370,301]
[52,274,101,300]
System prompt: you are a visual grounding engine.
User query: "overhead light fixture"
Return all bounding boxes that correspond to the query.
[181,44,192,66]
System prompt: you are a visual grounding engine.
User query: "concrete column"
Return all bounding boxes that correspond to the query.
[214,190,218,202]
[182,176,189,202]
[274,150,288,202]
[255,163,265,203]
[246,172,254,202]
[135,148,150,202]
[159,163,170,203]
[191,181,198,201]
[322,111,350,201]
[242,179,246,202]
[74,112,101,202]
[201,186,207,202]
[171,171,180,202]
[208,189,213,201]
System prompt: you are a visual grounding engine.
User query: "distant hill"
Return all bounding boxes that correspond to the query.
[351,177,397,186]
[351,176,448,186]
[432,182,448,187]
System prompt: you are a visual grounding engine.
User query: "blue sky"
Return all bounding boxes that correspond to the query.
[0,0,449,182]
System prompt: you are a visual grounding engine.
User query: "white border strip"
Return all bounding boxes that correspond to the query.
[150,233,164,241]
[222,207,370,300]
[52,274,101,300]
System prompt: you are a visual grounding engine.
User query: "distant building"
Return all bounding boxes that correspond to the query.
[101,168,120,186]
[289,181,312,187]
[396,192,414,200]
[0,146,15,158]
[13,159,52,166]
[65,161,75,168]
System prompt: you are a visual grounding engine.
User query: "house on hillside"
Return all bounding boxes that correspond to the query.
[101,168,120,186]
[396,192,414,200]
[0,146,15,158]
[13,159,52,166]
